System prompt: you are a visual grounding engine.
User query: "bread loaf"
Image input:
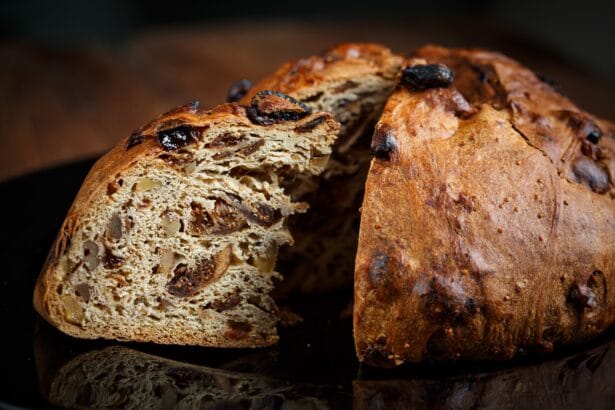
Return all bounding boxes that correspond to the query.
[354,45,615,366]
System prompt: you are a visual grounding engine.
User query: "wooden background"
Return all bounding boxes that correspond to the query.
[2,18,615,182]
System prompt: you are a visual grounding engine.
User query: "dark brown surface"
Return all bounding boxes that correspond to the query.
[354,45,615,366]
[2,18,615,181]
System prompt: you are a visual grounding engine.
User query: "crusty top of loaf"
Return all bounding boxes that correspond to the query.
[241,43,403,101]
[410,44,615,195]
[354,44,615,366]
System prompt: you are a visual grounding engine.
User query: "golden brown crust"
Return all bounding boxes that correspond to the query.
[241,43,403,103]
[354,45,615,366]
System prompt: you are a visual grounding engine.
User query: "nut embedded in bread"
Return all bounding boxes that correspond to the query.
[354,45,615,366]
[33,93,339,347]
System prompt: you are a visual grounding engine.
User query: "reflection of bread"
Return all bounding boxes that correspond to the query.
[242,43,403,293]
[355,45,615,366]
[46,346,342,409]
[354,339,615,409]
[33,93,338,347]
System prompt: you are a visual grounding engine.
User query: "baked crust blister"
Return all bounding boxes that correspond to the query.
[354,45,615,366]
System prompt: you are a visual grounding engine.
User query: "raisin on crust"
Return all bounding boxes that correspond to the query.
[354,45,615,366]
[242,43,403,293]
[33,93,339,347]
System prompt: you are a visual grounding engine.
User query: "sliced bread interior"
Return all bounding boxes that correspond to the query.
[33,92,338,347]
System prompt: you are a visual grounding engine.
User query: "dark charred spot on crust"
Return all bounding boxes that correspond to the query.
[126,133,143,150]
[370,126,397,160]
[248,90,311,125]
[572,157,611,194]
[568,282,597,310]
[156,126,200,151]
[102,246,123,269]
[225,320,253,340]
[242,202,282,227]
[226,79,252,102]
[401,64,454,91]
[295,115,328,133]
[206,289,242,312]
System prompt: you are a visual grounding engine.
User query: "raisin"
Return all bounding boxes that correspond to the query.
[571,157,610,194]
[166,247,231,297]
[103,247,124,269]
[370,127,396,160]
[568,282,596,310]
[401,64,454,91]
[211,199,248,234]
[226,79,252,102]
[206,290,241,312]
[237,140,265,156]
[205,133,246,149]
[156,126,199,151]
[295,115,327,133]
[242,202,282,227]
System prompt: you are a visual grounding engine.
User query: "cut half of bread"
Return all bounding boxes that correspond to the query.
[354,45,615,366]
[241,43,403,293]
[33,92,339,347]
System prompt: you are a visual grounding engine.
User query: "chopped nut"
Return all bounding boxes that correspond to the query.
[252,246,278,273]
[134,178,161,192]
[159,250,176,274]
[61,294,84,324]
[83,240,99,271]
[161,212,181,236]
[107,213,123,240]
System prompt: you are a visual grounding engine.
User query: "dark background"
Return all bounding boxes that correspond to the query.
[2,0,615,85]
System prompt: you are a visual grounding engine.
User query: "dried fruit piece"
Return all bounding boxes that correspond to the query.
[161,212,181,236]
[401,64,454,91]
[210,199,248,234]
[252,246,278,273]
[134,178,161,192]
[159,250,176,274]
[370,126,397,160]
[226,79,252,102]
[107,213,123,240]
[242,203,282,227]
[61,294,85,325]
[103,247,123,269]
[74,283,91,303]
[156,126,199,151]
[83,241,99,271]
[166,246,232,297]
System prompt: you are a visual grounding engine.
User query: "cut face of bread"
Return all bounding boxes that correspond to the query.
[354,45,615,366]
[33,93,339,346]
[242,43,403,293]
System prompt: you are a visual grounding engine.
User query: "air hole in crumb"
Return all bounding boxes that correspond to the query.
[56,284,63,294]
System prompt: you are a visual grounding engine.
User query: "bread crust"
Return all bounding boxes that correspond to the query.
[241,43,402,103]
[354,45,615,366]
[33,99,338,347]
